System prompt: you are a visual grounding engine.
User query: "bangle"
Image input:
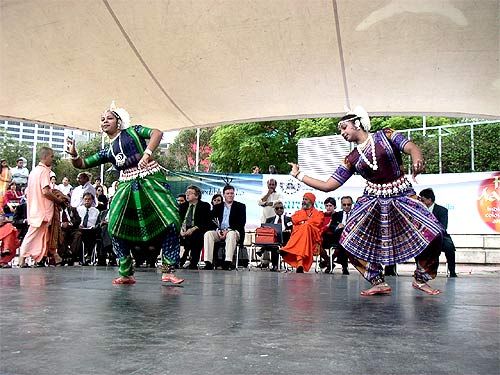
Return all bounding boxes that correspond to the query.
[295,172,305,182]
[144,148,153,156]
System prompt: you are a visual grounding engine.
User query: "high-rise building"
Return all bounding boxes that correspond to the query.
[0,118,98,155]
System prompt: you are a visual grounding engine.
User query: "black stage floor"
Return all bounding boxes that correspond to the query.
[1,267,499,375]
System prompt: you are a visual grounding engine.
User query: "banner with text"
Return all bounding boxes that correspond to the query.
[169,171,499,235]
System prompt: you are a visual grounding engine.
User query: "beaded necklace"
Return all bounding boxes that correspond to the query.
[357,134,378,170]
[109,131,127,167]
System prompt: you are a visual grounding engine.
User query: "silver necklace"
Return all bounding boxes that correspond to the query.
[110,132,126,167]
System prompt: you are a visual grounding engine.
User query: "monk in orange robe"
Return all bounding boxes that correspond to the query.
[281,192,324,273]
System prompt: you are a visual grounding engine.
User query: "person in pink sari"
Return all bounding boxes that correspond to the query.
[18,147,66,267]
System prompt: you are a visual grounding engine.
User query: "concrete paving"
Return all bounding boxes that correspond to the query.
[1,266,499,375]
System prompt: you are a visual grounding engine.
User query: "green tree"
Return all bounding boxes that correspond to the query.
[0,132,32,169]
[471,123,500,172]
[210,121,301,173]
[295,117,338,139]
[163,128,215,172]
[208,117,499,174]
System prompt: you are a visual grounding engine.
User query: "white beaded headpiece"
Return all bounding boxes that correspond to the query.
[338,105,371,132]
[104,101,131,129]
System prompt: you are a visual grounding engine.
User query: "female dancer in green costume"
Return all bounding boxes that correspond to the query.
[68,103,183,285]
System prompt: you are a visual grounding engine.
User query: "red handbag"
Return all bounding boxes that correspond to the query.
[255,226,278,244]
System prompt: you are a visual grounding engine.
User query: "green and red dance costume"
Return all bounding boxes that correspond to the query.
[83,125,181,281]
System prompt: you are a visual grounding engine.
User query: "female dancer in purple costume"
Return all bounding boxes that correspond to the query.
[289,107,443,296]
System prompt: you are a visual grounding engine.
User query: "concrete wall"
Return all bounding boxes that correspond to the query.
[444,234,500,264]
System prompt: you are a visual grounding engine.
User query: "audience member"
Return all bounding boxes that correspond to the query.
[0,159,11,204]
[96,186,109,212]
[419,188,457,277]
[268,165,278,174]
[98,210,116,266]
[329,196,352,275]
[19,147,66,267]
[94,177,108,196]
[261,201,293,271]
[58,201,82,266]
[203,185,246,270]
[131,242,159,268]
[57,176,73,196]
[10,158,29,191]
[70,172,96,208]
[281,192,324,273]
[77,192,100,265]
[319,197,336,272]
[108,180,119,200]
[0,214,20,267]
[3,182,22,215]
[50,175,57,189]
[47,188,69,266]
[258,178,282,223]
[251,166,261,174]
[12,197,28,242]
[178,185,212,269]
[211,193,223,207]
[177,194,186,205]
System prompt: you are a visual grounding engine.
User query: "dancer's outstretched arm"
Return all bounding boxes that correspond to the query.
[288,162,341,192]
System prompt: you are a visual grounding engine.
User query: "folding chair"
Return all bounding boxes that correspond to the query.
[250,223,287,271]
[313,246,340,274]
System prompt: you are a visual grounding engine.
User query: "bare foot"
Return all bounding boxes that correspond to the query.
[360,282,392,296]
[412,280,440,295]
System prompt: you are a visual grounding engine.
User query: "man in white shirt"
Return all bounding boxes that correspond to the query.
[77,192,100,265]
[10,158,29,190]
[203,185,246,270]
[258,178,282,223]
[261,201,293,271]
[57,176,73,196]
[71,172,96,208]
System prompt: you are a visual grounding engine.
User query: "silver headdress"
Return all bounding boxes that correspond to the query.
[104,101,131,129]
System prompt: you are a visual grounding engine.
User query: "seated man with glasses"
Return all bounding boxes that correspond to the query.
[258,201,293,271]
[178,185,212,269]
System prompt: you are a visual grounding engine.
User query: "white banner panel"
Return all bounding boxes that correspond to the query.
[257,171,500,235]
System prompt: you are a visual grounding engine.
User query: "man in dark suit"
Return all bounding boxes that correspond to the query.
[178,185,212,269]
[329,196,352,275]
[203,184,246,270]
[58,201,82,266]
[260,201,293,271]
[419,188,457,277]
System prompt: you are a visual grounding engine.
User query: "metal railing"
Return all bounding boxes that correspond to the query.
[403,120,499,174]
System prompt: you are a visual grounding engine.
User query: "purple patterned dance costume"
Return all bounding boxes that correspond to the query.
[331,129,443,284]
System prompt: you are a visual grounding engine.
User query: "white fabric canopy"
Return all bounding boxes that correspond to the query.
[1,0,498,132]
